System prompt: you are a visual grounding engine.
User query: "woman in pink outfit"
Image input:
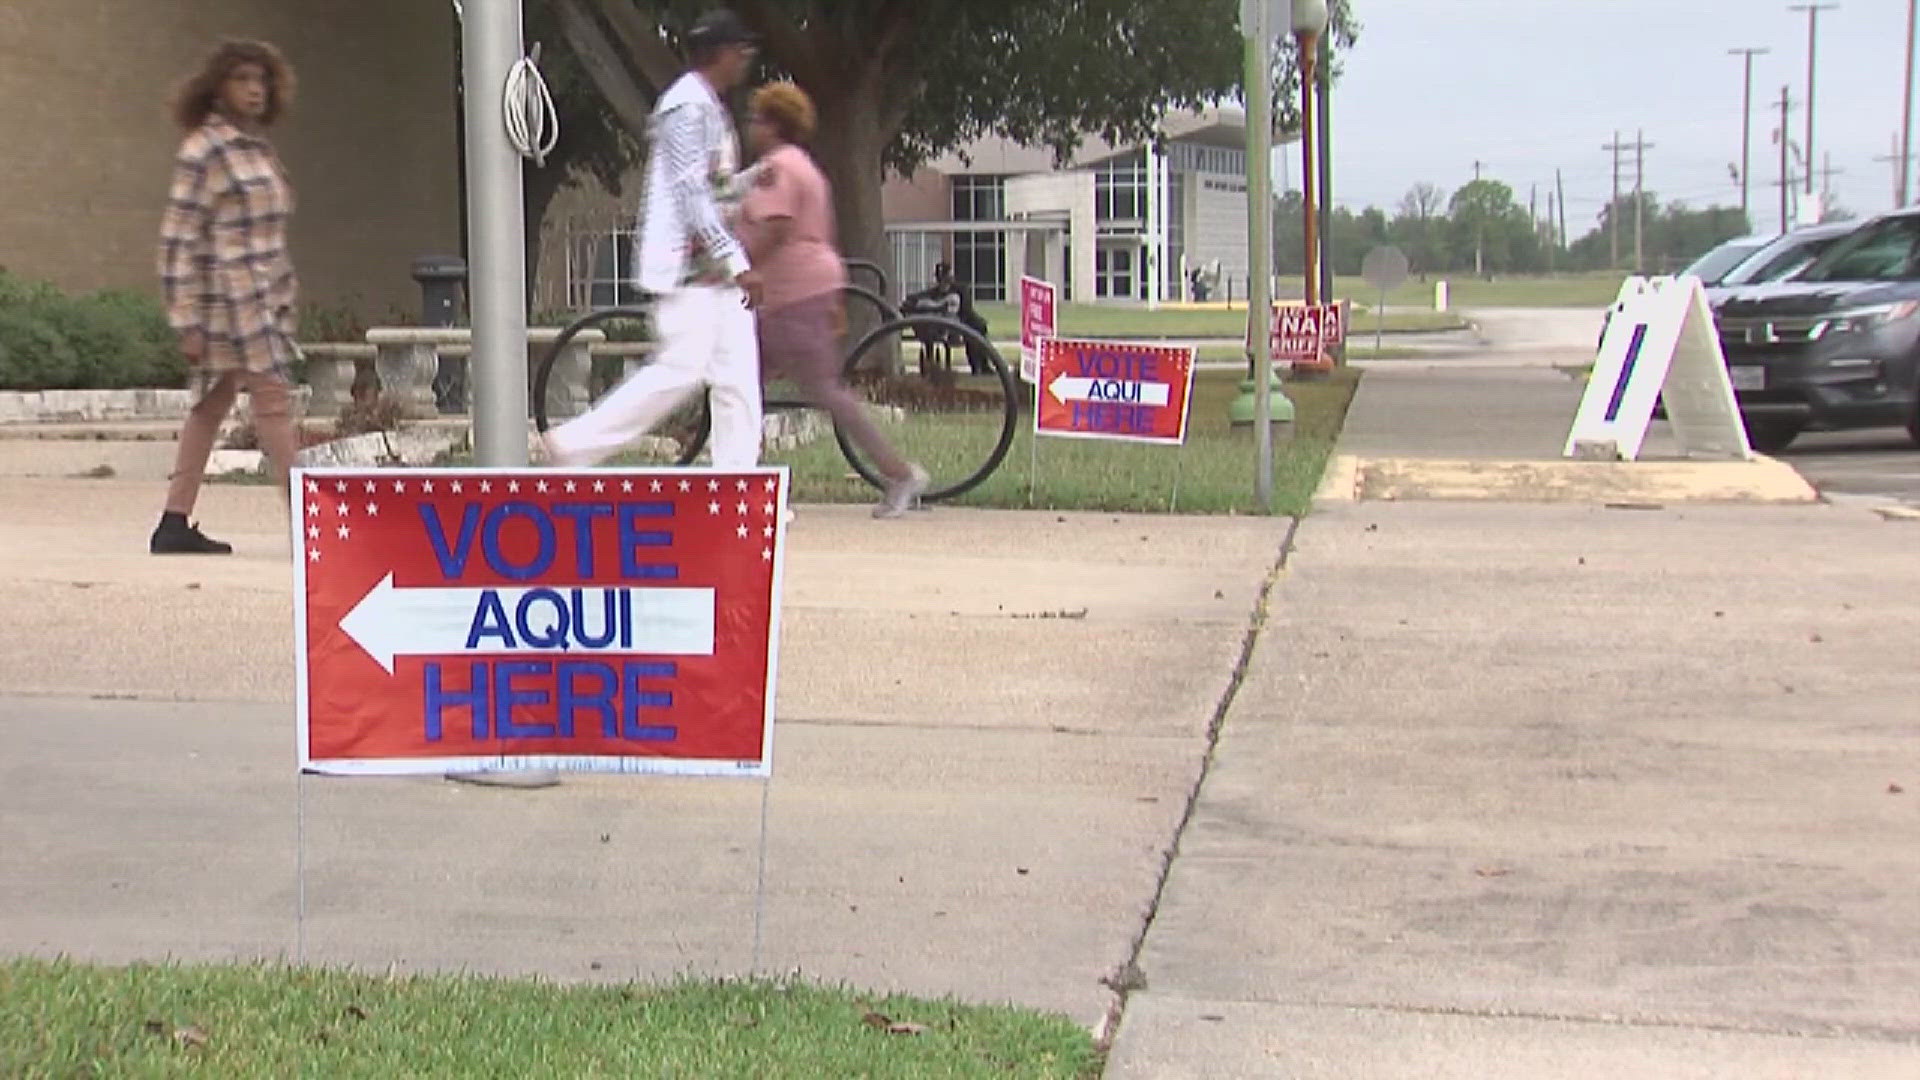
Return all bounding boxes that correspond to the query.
[737,82,928,518]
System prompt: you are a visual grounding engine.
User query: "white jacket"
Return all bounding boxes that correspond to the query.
[633,72,751,294]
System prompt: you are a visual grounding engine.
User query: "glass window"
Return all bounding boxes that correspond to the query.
[570,227,640,309]
[1801,217,1920,282]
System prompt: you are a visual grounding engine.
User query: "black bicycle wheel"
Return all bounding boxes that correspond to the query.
[531,305,710,466]
[833,314,1018,501]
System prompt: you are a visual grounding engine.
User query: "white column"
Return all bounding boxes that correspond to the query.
[1145,144,1162,308]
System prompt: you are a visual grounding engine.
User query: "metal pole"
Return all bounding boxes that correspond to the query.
[1904,0,1916,207]
[1247,2,1275,510]
[463,0,530,468]
[1299,31,1320,309]
[1780,85,1792,231]
[1633,129,1646,273]
[1790,4,1838,197]
[1317,32,1334,330]
[1729,47,1769,224]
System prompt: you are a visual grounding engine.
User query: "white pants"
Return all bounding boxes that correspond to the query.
[546,285,761,468]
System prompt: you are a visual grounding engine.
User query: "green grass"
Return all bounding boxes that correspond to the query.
[1334,271,1628,310]
[973,302,1463,339]
[761,367,1358,516]
[0,958,1100,1079]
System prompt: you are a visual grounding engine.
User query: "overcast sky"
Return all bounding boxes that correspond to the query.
[1285,0,1915,235]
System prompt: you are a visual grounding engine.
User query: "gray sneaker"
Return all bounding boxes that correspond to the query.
[873,464,930,519]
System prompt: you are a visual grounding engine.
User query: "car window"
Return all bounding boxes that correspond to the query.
[1801,218,1920,282]
[1682,240,1768,284]
[1722,236,1841,286]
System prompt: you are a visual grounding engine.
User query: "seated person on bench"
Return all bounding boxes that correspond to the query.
[901,262,992,375]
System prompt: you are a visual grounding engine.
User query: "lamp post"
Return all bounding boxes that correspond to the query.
[1229,0,1300,511]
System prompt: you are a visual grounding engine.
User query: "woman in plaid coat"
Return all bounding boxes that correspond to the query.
[150,40,301,555]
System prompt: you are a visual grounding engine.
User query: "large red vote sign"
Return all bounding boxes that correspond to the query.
[292,467,789,778]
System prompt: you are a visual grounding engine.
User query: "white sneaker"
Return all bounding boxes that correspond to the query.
[873,464,930,519]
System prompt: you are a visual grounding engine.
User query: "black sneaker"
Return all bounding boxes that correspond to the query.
[150,513,233,555]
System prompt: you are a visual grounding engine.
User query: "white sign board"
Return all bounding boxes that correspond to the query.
[1564,276,1751,462]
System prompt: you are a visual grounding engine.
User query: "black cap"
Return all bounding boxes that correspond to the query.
[686,9,758,51]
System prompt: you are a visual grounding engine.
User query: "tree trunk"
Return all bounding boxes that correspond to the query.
[524,166,568,316]
[807,80,896,373]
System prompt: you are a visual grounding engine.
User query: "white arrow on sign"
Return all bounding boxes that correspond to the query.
[338,573,715,674]
[1047,374,1172,407]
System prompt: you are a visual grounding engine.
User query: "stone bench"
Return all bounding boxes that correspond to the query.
[300,343,376,417]
[362,327,608,421]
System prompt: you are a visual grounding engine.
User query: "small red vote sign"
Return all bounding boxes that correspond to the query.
[1034,338,1195,445]
[292,466,789,778]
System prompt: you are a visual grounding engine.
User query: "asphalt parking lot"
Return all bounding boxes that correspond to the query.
[1781,428,1920,505]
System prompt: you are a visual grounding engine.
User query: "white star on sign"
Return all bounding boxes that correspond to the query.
[763,502,774,516]
[736,501,748,514]
[736,479,749,492]
[308,548,322,562]
[392,480,406,493]
[536,480,549,493]
[366,503,380,517]
[707,479,720,492]
[649,480,663,493]
[337,502,349,516]
[422,479,434,493]
[305,479,318,494]
[308,525,320,540]
[736,524,749,539]
[451,480,463,493]
[678,480,691,492]
[763,525,774,538]
[762,547,772,561]
[593,480,606,493]
[365,481,378,494]
[335,480,348,493]
[479,481,492,493]
[307,502,319,517]
[764,478,777,491]
[508,481,520,493]
[621,480,634,493]
[564,480,577,493]
[337,524,351,540]
[708,501,721,515]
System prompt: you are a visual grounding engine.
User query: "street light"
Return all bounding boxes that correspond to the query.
[1230,0,1300,512]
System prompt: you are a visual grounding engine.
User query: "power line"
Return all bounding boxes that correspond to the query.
[1601,131,1654,270]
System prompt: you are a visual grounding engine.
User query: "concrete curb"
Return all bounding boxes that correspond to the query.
[1349,455,1820,505]
[1312,454,1361,505]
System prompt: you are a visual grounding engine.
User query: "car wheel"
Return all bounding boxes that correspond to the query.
[1744,416,1804,454]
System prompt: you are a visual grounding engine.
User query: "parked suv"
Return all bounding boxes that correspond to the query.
[1711,209,1920,452]
[1599,226,1849,348]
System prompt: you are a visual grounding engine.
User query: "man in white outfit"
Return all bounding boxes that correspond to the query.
[543,9,765,469]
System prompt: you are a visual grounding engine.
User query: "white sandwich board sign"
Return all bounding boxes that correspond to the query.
[1564,275,1753,462]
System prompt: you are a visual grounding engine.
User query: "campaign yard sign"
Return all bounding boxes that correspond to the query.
[1019,275,1057,384]
[1270,303,1344,362]
[292,467,789,778]
[1034,338,1196,445]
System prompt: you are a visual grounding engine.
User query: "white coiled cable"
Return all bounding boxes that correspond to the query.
[503,42,560,167]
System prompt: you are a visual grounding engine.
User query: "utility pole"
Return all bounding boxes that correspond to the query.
[1878,133,1903,205]
[1633,130,1653,273]
[1556,167,1568,257]
[1545,190,1556,271]
[1603,131,1624,267]
[1819,152,1844,204]
[1904,0,1917,206]
[1776,84,1797,230]
[1473,159,1484,182]
[1729,47,1771,222]
[1789,3,1839,196]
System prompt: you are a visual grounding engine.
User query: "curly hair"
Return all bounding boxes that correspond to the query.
[171,40,295,131]
[750,81,816,145]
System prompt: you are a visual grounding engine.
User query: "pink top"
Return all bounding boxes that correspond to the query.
[739,144,846,312]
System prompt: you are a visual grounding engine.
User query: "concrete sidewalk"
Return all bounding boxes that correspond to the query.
[0,469,1286,1032]
[1106,357,1920,1075]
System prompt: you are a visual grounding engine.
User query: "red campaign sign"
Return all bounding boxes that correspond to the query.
[292,467,789,777]
[1270,303,1344,361]
[1034,338,1195,445]
[1019,275,1057,384]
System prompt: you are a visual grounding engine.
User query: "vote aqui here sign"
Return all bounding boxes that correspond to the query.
[1034,338,1195,445]
[292,467,788,777]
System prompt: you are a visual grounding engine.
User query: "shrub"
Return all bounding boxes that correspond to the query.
[0,268,182,390]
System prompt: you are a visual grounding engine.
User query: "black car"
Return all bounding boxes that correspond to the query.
[1712,209,1920,452]
[1600,225,1850,347]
